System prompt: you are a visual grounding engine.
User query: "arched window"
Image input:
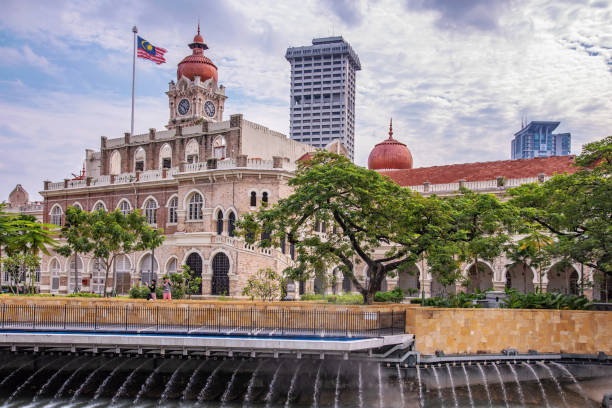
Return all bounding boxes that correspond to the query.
[188,193,203,220]
[144,199,157,225]
[250,191,257,207]
[185,253,203,293]
[50,205,63,226]
[262,192,269,204]
[109,150,121,175]
[118,200,131,215]
[159,144,172,169]
[68,255,83,292]
[167,258,177,275]
[280,235,286,254]
[185,139,199,163]
[50,259,60,291]
[216,210,224,235]
[93,201,107,212]
[213,136,226,159]
[168,197,178,224]
[211,253,230,295]
[91,258,105,295]
[115,255,131,295]
[140,254,158,285]
[569,271,579,295]
[72,203,83,211]
[342,272,353,293]
[228,211,236,237]
[134,147,146,172]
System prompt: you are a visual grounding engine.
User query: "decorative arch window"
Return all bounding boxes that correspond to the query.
[168,197,178,223]
[185,139,199,164]
[167,258,177,275]
[250,191,257,207]
[216,210,224,235]
[50,205,63,226]
[569,271,579,295]
[262,191,269,204]
[228,211,236,237]
[93,201,107,212]
[134,147,146,172]
[140,254,158,285]
[144,199,157,225]
[118,200,132,215]
[213,136,226,159]
[280,235,286,254]
[50,259,60,291]
[159,144,172,169]
[72,203,83,211]
[188,193,203,220]
[109,150,121,175]
[115,255,131,295]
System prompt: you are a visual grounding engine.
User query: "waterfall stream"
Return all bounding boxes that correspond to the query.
[446,365,458,408]
[537,361,568,408]
[357,363,364,408]
[93,359,130,400]
[462,364,474,408]
[431,366,444,407]
[133,359,169,404]
[477,363,492,408]
[243,360,263,407]
[416,365,423,408]
[523,363,551,408]
[284,361,302,408]
[550,362,591,404]
[111,359,149,405]
[507,363,526,407]
[197,360,226,403]
[492,363,509,408]
[221,360,244,404]
[311,361,323,408]
[333,362,342,408]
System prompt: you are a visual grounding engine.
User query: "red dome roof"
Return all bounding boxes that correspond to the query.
[177,27,218,82]
[368,120,413,171]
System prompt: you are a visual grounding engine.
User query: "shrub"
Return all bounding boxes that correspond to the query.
[129,285,150,299]
[66,292,102,298]
[242,268,282,301]
[422,292,482,308]
[300,293,325,301]
[374,287,405,303]
[502,289,591,310]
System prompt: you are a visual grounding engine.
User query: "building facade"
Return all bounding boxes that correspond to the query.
[39,30,314,296]
[285,36,361,161]
[511,121,571,159]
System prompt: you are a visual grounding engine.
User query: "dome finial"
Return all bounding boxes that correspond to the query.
[388,118,393,139]
[197,18,200,36]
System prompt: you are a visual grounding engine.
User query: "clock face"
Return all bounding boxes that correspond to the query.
[177,99,190,115]
[204,100,216,117]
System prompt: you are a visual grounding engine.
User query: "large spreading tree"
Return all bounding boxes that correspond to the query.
[237,151,486,304]
[509,136,612,294]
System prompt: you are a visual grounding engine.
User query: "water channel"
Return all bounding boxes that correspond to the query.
[0,353,609,407]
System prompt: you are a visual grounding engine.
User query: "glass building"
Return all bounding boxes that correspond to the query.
[285,37,361,161]
[511,121,571,160]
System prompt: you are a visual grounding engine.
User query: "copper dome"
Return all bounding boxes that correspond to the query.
[368,120,413,171]
[177,26,218,82]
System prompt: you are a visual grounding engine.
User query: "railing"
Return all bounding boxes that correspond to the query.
[67,179,86,189]
[114,173,136,184]
[47,182,64,191]
[139,169,162,182]
[0,304,405,338]
[407,176,551,194]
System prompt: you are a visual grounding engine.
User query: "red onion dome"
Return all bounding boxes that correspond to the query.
[368,119,413,170]
[177,25,218,82]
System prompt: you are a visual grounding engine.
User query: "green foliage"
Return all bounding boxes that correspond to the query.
[242,268,283,301]
[166,265,202,299]
[300,293,364,304]
[129,285,151,299]
[65,292,102,298]
[0,253,40,294]
[509,138,612,282]
[502,288,591,310]
[421,292,486,308]
[59,206,165,297]
[374,287,405,303]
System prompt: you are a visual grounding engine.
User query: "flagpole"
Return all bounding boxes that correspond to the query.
[131,26,138,137]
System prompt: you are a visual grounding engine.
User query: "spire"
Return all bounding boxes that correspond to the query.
[388,118,393,139]
[197,19,200,36]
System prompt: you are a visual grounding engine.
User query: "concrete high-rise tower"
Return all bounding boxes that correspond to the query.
[511,121,571,160]
[285,37,361,161]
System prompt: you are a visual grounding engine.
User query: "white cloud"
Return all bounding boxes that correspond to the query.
[0,45,59,74]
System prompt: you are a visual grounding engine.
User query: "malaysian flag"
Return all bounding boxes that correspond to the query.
[137,36,167,64]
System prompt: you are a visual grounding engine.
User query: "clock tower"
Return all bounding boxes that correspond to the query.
[166,27,227,129]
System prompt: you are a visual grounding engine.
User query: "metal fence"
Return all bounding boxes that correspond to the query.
[0,304,406,338]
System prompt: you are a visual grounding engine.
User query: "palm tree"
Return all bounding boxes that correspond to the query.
[518,230,553,292]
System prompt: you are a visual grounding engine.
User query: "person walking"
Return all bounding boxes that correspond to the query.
[148,279,157,300]
[163,277,172,300]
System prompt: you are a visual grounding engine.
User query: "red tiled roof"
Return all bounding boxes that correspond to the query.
[379,155,578,186]
[297,152,314,162]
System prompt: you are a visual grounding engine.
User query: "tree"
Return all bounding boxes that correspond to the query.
[242,268,283,301]
[1,253,39,294]
[445,188,511,292]
[509,136,612,285]
[237,152,457,305]
[58,207,164,297]
[1,212,58,294]
[168,265,202,299]
[57,206,92,293]
[517,229,553,292]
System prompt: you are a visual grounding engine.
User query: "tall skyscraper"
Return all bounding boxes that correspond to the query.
[511,121,571,160]
[285,36,361,160]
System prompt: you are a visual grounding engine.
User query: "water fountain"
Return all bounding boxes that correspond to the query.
[0,352,608,407]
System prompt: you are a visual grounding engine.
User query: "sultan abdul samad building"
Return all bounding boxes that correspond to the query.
[37,30,609,300]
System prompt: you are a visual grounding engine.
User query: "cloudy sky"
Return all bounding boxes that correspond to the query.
[1,0,611,201]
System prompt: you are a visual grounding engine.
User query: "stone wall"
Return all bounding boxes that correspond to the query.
[405,307,612,355]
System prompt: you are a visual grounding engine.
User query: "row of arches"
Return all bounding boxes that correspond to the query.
[46,251,232,296]
[310,261,586,297]
[108,136,228,175]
